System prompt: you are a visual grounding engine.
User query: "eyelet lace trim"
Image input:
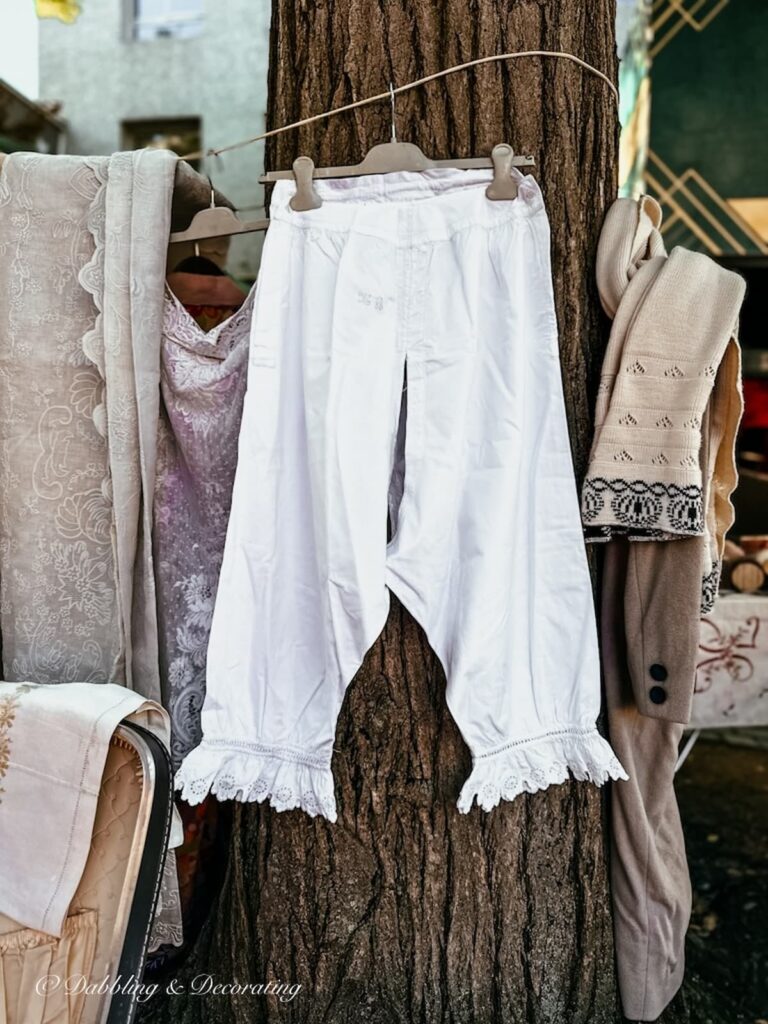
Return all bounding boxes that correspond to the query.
[175,741,337,821]
[457,727,627,814]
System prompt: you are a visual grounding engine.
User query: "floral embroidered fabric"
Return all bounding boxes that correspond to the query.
[0,150,186,954]
[0,154,121,685]
[155,286,253,769]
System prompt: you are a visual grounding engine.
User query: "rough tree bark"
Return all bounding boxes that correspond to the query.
[143,3,691,1023]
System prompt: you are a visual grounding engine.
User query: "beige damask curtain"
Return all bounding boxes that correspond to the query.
[0,148,211,951]
[0,149,179,698]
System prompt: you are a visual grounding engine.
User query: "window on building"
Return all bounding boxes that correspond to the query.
[122,118,202,167]
[132,0,204,41]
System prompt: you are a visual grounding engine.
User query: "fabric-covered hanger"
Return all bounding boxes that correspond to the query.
[260,83,535,212]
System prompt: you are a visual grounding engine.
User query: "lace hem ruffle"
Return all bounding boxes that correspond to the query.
[457,727,628,814]
[175,741,338,822]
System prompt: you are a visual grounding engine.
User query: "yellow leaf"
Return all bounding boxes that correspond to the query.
[702,912,718,933]
[35,0,82,24]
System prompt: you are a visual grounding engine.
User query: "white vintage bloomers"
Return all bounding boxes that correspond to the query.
[176,168,626,821]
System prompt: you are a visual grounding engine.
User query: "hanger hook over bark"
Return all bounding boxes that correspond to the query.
[389,82,397,143]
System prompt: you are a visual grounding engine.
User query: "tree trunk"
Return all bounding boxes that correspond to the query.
[142,3,690,1023]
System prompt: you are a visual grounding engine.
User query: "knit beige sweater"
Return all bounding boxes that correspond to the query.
[581,195,745,611]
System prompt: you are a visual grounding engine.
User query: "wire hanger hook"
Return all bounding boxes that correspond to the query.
[389,82,397,143]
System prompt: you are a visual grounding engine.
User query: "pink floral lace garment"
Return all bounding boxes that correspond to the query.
[155,285,253,768]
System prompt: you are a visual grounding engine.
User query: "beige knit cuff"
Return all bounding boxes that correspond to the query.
[581,465,703,541]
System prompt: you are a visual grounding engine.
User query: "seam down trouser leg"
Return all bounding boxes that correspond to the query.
[603,539,697,1021]
[176,169,626,821]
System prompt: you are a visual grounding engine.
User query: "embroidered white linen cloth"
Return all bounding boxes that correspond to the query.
[0,681,182,937]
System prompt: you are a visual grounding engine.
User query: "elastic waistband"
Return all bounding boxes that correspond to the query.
[269,167,545,243]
